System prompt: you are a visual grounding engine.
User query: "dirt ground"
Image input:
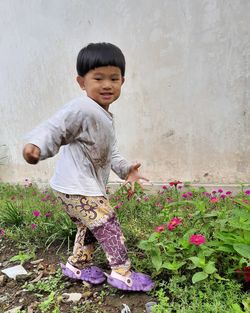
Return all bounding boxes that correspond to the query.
[0,238,155,313]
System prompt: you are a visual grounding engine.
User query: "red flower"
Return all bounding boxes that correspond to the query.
[210,197,219,203]
[167,217,182,231]
[243,266,250,282]
[31,223,37,229]
[154,225,166,233]
[189,234,206,246]
[236,266,250,282]
[169,181,182,187]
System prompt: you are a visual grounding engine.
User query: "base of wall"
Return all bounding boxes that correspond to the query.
[107,181,250,194]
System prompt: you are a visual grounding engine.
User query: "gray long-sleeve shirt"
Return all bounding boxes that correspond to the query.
[25,95,131,197]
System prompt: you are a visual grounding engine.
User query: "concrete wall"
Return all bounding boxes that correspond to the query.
[0,0,250,187]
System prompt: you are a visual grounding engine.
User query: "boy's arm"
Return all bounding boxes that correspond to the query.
[111,140,149,190]
[23,105,83,163]
[111,139,131,179]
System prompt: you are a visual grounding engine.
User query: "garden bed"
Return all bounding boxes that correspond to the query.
[0,181,249,312]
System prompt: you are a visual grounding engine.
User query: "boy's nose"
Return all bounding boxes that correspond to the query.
[102,80,112,89]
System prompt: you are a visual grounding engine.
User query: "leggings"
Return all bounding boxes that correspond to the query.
[54,191,131,275]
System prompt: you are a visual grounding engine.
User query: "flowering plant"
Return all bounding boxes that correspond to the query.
[138,185,250,284]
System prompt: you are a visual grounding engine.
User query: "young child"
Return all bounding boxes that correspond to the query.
[23,42,154,292]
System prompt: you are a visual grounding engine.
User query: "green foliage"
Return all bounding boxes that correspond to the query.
[10,250,35,264]
[0,201,24,226]
[152,277,250,313]
[23,269,64,293]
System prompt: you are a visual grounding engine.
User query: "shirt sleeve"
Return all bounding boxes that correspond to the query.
[111,138,132,180]
[24,104,83,160]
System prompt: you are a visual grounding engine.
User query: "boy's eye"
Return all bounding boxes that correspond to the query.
[94,77,102,81]
[112,78,119,81]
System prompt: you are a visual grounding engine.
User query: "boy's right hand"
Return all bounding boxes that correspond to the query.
[23,144,41,164]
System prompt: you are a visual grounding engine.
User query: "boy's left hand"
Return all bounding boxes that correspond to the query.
[125,163,149,191]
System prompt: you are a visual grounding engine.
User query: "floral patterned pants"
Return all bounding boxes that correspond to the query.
[54,191,131,275]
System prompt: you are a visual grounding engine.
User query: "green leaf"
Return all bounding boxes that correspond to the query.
[189,257,200,267]
[162,261,186,271]
[204,261,216,274]
[138,240,152,251]
[213,273,229,281]
[216,245,235,253]
[233,243,250,259]
[233,200,250,212]
[231,303,245,313]
[10,251,34,265]
[189,256,205,268]
[243,230,250,243]
[192,271,208,284]
[151,248,162,271]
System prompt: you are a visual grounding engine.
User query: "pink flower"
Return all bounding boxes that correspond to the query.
[218,189,223,193]
[33,210,40,217]
[203,192,210,197]
[220,194,226,199]
[187,192,193,196]
[189,234,206,246]
[182,193,188,198]
[154,224,166,233]
[212,190,217,194]
[169,180,182,187]
[162,185,168,190]
[245,190,250,195]
[31,223,37,229]
[226,191,232,195]
[0,229,5,236]
[210,197,219,203]
[45,212,52,218]
[167,217,182,231]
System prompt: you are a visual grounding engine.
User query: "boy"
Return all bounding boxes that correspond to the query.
[23,42,154,291]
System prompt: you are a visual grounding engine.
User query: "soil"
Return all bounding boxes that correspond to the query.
[0,238,154,313]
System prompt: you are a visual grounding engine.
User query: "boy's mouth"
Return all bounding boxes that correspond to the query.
[100,93,113,99]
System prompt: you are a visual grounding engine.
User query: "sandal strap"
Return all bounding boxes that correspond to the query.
[66,262,82,279]
[110,271,133,287]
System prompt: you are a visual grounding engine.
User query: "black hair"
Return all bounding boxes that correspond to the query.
[76,42,125,77]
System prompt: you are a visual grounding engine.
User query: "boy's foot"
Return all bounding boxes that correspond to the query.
[106,270,154,292]
[60,262,106,284]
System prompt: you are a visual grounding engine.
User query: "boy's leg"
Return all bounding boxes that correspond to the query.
[56,192,131,273]
[68,226,96,269]
[54,191,105,284]
[55,192,153,290]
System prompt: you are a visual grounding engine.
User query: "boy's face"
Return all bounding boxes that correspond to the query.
[77,66,124,111]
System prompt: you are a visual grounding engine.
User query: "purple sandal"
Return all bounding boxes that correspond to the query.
[60,262,106,284]
[106,270,154,291]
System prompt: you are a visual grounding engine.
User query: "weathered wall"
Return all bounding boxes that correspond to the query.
[0,0,250,186]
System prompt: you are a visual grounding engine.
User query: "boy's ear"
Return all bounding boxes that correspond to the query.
[121,77,125,85]
[76,76,85,90]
